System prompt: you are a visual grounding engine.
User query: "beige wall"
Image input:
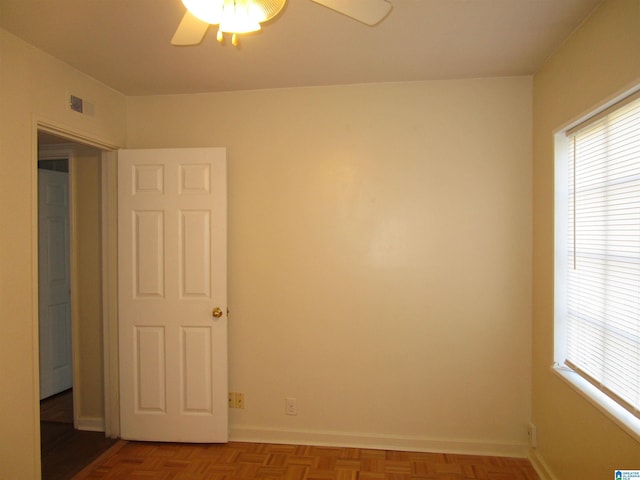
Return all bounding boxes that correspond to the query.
[0,30,125,478]
[126,76,533,455]
[531,0,640,478]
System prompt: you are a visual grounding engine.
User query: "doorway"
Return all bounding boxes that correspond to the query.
[38,158,72,401]
[37,130,117,478]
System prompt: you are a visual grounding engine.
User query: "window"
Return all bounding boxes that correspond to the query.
[555,91,640,425]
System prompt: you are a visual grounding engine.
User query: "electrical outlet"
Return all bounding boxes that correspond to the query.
[286,397,297,416]
[228,392,245,409]
[528,422,537,448]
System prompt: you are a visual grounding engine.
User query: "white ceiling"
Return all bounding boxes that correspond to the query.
[0,0,602,96]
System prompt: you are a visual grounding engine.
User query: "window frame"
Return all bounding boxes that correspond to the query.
[553,85,640,442]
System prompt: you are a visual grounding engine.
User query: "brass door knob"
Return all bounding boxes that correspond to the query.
[212,307,223,318]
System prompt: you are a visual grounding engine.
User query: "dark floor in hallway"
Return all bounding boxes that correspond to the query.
[40,390,117,480]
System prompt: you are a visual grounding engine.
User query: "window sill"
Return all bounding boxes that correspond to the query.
[552,364,640,444]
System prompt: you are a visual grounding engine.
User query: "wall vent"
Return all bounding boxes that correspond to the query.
[68,93,95,116]
[69,94,83,113]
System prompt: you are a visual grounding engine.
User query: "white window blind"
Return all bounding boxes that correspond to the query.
[565,94,640,418]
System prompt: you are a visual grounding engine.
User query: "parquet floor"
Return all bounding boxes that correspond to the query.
[73,441,540,480]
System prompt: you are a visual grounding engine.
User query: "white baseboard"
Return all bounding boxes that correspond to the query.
[529,449,557,480]
[76,416,105,432]
[230,426,529,458]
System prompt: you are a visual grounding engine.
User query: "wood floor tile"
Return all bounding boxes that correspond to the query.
[73,441,540,480]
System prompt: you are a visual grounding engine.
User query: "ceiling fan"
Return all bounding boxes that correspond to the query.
[171,0,392,46]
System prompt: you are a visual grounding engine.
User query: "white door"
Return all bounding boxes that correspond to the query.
[38,168,73,400]
[118,148,228,442]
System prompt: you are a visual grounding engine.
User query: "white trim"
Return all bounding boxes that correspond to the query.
[230,426,529,458]
[37,117,119,152]
[38,144,77,160]
[529,449,558,480]
[76,416,106,433]
[31,123,42,478]
[552,80,640,135]
[101,151,120,439]
[553,132,569,364]
[565,89,640,136]
[552,365,640,443]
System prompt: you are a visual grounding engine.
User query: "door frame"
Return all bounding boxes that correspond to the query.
[32,119,121,445]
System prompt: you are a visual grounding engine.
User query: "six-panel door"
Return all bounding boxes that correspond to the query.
[118,148,228,442]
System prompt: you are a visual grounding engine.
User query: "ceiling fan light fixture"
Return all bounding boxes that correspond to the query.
[219,12,261,34]
[181,0,285,45]
[181,0,285,29]
[181,0,224,24]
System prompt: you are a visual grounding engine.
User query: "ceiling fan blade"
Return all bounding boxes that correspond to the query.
[310,0,392,26]
[171,11,210,46]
